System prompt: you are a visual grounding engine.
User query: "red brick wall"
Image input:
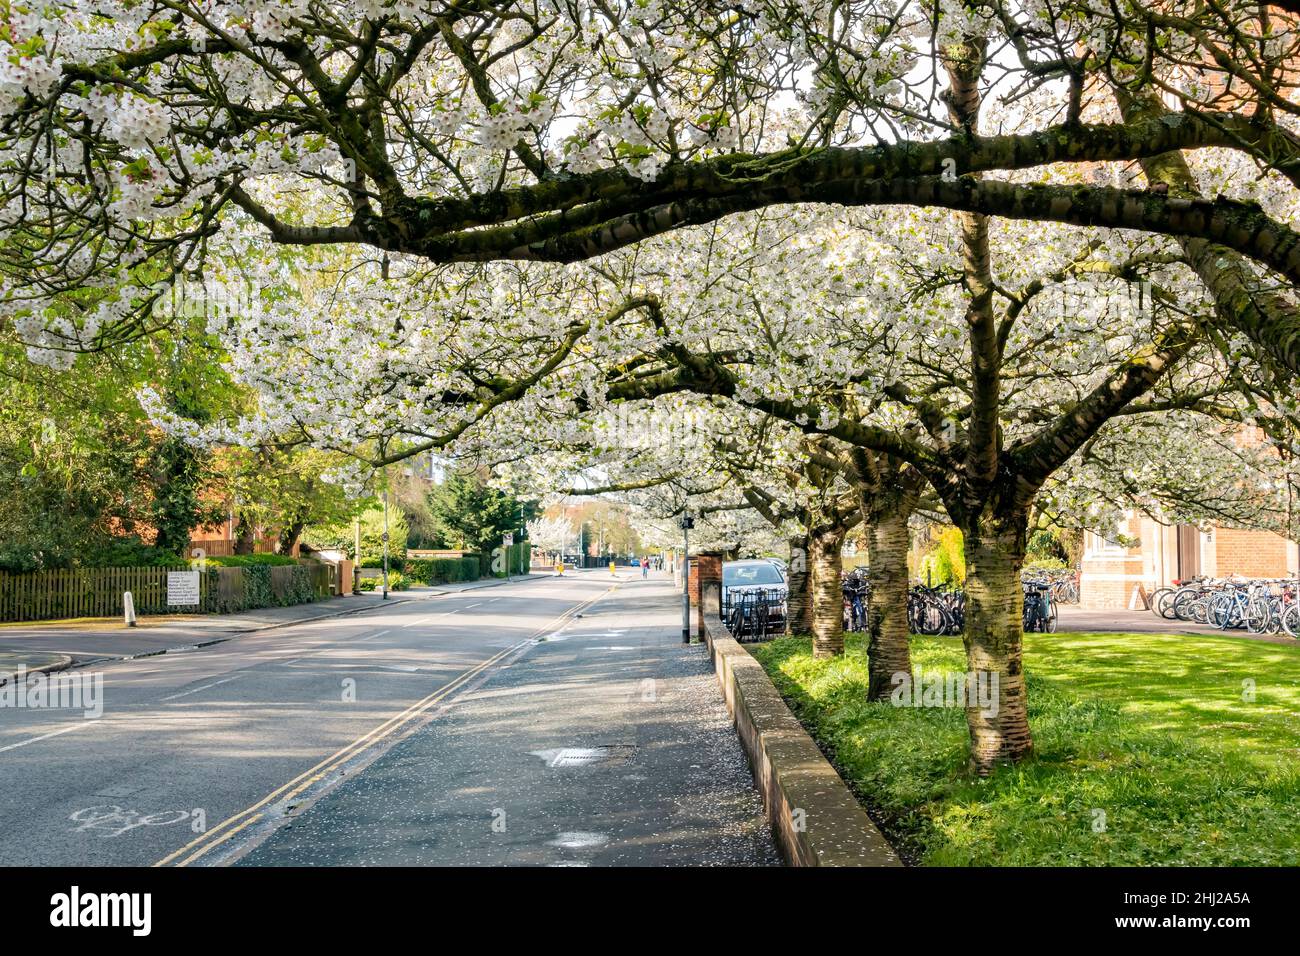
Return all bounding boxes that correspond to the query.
[1212,527,1291,578]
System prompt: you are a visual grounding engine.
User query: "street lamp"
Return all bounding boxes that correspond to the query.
[679,512,694,643]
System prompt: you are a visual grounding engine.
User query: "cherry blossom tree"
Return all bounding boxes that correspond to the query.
[525,513,573,562]
[5,1,1300,375]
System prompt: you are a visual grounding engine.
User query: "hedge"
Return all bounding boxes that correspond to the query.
[407,555,485,584]
[205,553,299,568]
[201,564,319,613]
[400,552,532,585]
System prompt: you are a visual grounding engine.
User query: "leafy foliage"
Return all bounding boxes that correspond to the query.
[425,471,536,553]
[309,503,407,566]
[917,526,965,586]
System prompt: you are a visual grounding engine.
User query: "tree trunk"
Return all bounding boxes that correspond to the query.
[809,525,845,657]
[276,503,310,555]
[867,511,912,701]
[277,520,306,556]
[233,516,257,555]
[961,512,1033,774]
[785,534,812,635]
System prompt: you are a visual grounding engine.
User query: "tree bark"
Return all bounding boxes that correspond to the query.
[808,524,846,657]
[960,511,1033,774]
[785,533,812,635]
[233,516,258,555]
[277,519,306,556]
[866,511,912,701]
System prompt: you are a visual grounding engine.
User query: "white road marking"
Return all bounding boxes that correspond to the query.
[160,676,241,702]
[0,722,92,754]
[465,603,481,609]
[70,805,192,839]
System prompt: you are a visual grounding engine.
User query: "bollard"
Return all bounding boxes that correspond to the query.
[123,591,137,628]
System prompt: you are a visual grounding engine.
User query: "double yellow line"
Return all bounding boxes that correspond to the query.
[155,583,612,867]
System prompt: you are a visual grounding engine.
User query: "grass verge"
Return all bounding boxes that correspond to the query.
[749,631,1300,865]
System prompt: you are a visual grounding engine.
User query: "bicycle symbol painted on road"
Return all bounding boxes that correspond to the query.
[69,805,192,839]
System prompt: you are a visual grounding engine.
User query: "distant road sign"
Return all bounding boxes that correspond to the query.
[503,533,514,546]
[167,571,201,607]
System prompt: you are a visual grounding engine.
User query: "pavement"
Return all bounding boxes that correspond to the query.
[1057,606,1300,645]
[0,570,776,867]
[238,576,777,867]
[0,651,71,686]
[0,571,555,666]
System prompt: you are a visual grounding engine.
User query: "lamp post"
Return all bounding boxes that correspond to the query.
[679,512,694,643]
[381,486,391,600]
[379,441,391,601]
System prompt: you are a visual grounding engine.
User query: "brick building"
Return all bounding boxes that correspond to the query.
[1079,512,1300,609]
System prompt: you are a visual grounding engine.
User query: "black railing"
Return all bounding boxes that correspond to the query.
[724,587,786,642]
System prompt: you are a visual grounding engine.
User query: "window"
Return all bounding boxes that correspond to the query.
[723,563,784,586]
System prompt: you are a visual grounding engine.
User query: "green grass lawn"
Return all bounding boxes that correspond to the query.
[749,631,1300,865]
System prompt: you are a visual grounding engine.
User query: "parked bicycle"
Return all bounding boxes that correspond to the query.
[906,574,1070,637]
[726,587,784,643]
[1022,581,1058,632]
[842,567,869,633]
[1022,567,1080,605]
[908,583,965,636]
[1150,575,1300,637]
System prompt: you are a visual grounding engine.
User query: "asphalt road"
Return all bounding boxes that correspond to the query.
[0,572,776,867]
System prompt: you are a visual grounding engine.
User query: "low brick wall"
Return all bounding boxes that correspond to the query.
[701,616,901,867]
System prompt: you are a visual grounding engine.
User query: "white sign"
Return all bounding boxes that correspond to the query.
[167,571,201,607]
[503,533,514,546]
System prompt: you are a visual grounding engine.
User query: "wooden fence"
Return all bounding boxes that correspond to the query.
[0,566,199,623]
[0,562,334,624]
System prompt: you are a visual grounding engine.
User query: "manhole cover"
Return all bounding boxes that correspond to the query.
[91,786,140,798]
[529,746,635,768]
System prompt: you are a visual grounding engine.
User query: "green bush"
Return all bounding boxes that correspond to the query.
[404,558,433,583]
[918,526,965,586]
[205,553,299,568]
[1023,556,1068,571]
[423,556,472,583]
[436,558,463,582]
[354,571,406,591]
[241,565,274,608]
[461,555,481,581]
[1027,528,1069,565]
[80,538,183,568]
[311,504,408,566]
